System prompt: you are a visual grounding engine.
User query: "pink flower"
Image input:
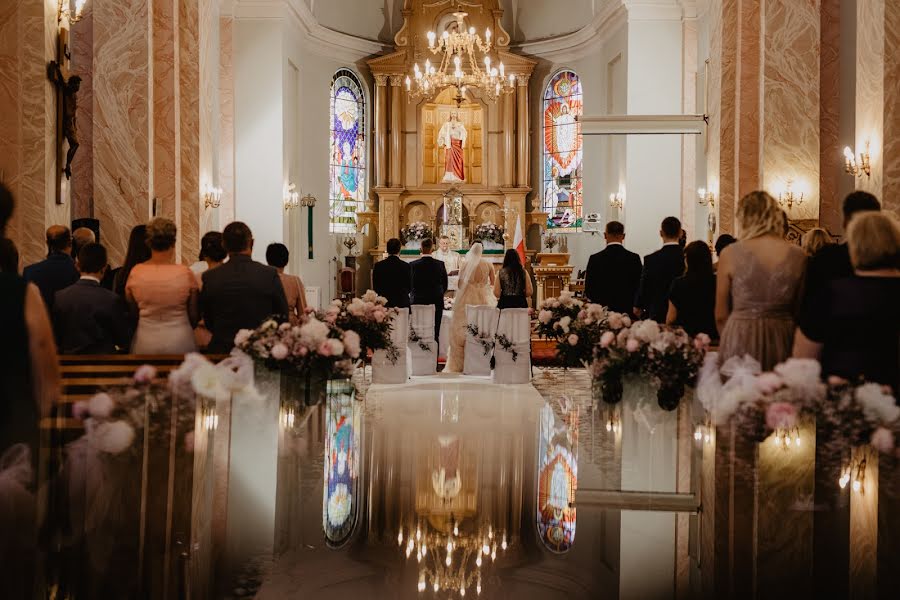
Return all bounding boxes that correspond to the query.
[133,364,157,384]
[567,334,579,346]
[538,310,552,324]
[694,333,711,350]
[88,393,115,418]
[626,338,640,353]
[577,310,587,321]
[756,372,784,395]
[318,341,333,357]
[870,427,895,453]
[184,431,195,453]
[622,315,632,327]
[373,307,386,323]
[73,401,89,420]
[607,313,623,330]
[342,330,362,358]
[600,331,615,348]
[271,343,289,360]
[234,329,252,346]
[297,345,308,357]
[765,402,797,430]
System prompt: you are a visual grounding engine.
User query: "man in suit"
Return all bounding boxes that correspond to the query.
[583,221,642,314]
[201,221,289,354]
[409,238,448,345]
[372,238,411,308]
[634,216,685,322]
[53,243,130,354]
[71,226,96,260]
[24,225,80,312]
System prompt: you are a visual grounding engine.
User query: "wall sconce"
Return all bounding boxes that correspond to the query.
[609,191,624,210]
[697,187,716,208]
[284,183,317,211]
[693,421,714,445]
[58,0,88,24]
[843,141,871,178]
[202,183,222,209]
[778,179,804,211]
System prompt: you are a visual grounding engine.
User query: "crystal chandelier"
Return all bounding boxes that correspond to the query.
[405,12,515,102]
[397,518,509,597]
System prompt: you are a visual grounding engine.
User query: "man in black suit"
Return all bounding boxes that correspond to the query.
[53,243,130,354]
[373,238,411,308]
[634,216,685,322]
[201,222,289,353]
[583,221,642,314]
[409,238,448,345]
[23,225,79,312]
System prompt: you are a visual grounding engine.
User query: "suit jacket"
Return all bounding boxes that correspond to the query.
[23,252,80,312]
[409,255,448,305]
[372,255,411,308]
[635,244,685,322]
[53,278,131,354]
[201,254,290,353]
[583,244,643,314]
[798,242,852,332]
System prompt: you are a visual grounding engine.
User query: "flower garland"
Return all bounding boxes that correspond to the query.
[473,222,504,244]
[325,290,399,364]
[401,221,433,244]
[465,323,495,356]
[494,333,519,362]
[408,325,431,353]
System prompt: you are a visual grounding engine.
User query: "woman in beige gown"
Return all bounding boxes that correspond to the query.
[445,243,496,373]
[716,191,807,371]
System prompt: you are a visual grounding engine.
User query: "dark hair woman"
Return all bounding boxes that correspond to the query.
[666,240,718,339]
[112,224,151,296]
[493,249,533,310]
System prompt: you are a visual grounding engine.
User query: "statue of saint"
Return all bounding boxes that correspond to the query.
[47,61,82,180]
[437,112,467,183]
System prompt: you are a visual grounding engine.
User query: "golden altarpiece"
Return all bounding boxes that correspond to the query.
[357,0,547,261]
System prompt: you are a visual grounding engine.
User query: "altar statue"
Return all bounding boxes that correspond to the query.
[437,113,467,183]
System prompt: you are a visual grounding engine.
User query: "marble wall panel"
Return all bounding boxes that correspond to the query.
[198,0,220,234]
[737,0,761,201]
[71,5,94,220]
[152,0,176,226]
[43,0,68,231]
[179,0,201,263]
[818,0,842,233]
[762,0,821,222]
[0,0,24,241]
[883,0,900,217]
[855,0,884,199]
[218,17,235,227]
[92,0,151,265]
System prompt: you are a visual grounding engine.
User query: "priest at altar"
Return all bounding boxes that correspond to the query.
[434,236,461,274]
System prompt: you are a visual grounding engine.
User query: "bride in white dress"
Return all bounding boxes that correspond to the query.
[445,243,496,373]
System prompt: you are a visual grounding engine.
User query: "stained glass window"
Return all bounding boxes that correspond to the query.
[542,70,583,231]
[322,383,361,547]
[536,401,578,553]
[329,69,367,234]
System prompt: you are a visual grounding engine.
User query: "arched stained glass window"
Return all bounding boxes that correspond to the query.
[329,69,367,234]
[536,401,578,553]
[542,70,583,231]
[322,383,361,547]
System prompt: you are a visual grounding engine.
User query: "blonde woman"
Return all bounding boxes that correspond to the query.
[801,227,831,257]
[715,191,807,370]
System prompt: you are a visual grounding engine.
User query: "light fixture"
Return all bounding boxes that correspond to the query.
[283,183,299,210]
[697,187,716,208]
[843,141,871,178]
[771,426,801,450]
[777,179,804,211]
[202,182,222,209]
[406,12,514,102]
[839,453,867,493]
[609,192,624,210]
[58,0,87,24]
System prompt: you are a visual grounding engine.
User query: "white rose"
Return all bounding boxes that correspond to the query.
[342,330,362,358]
[538,310,552,324]
[327,338,345,357]
[773,358,822,389]
[299,317,331,347]
[191,363,229,400]
[632,319,661,343]
[89,420,135,454]
[88,393,115,418]
[856,383,900,424]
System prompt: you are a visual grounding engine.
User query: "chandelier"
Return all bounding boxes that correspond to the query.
[398,518,509,597]
[405,12,515,102]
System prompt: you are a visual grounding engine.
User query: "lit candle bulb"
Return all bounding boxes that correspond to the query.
[405,76,411,91]
[486,28,491,41]
[443,30,449,39]
[509,73,515,84]
[427,31,435,47]
[852,479,862,493]
[499,62,505,77]
[469,26,476,35]
[484,56,491,69]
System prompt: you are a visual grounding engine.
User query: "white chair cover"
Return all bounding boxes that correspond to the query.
[492,308,532,384]
[372,309,409,384]
[409,304,437,376]
[463,305,500,376]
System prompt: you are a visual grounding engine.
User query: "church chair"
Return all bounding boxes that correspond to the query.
[408,304,438,376]
[492,308,532,384]
[463,305,500,376]
[372,309,410,384]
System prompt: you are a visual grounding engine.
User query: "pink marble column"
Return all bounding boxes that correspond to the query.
[883,0,900,216]
[71,3,94,220]
[717,0,738,235]
[179,0,201,263]
[818,0,842,234]
[737,0,761,201]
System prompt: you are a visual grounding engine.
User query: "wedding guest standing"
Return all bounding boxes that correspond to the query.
[634,217,684,322]
[667,241,718,339]
[71,226,96,259]
[190,231,227,285]
[410,238,449,345]
[201,222,289,353]
[54,243,130,354]
[583,221,642,313]
[112,224,151,296]
[23,225,80,313]
[713,234,736,272]
[716,191,806,370]
[266,242,307,324]
[801,227,831,257]
[0,238,19,274]
[494,248,533,309]
[126,218,200,354]
[794,212,900,392]
[373,238,411,309]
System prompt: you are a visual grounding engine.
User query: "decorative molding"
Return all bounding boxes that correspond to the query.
[374,73,390,86]
[512,2,627,63]
[388,74,405,86]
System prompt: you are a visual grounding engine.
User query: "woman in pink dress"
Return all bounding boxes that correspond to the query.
[266,243,307,325]
[125,218,200,354]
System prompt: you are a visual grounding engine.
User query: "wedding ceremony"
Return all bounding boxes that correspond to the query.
[1,0,900,598]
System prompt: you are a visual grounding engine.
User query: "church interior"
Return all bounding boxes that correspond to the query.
[1,0,900,598]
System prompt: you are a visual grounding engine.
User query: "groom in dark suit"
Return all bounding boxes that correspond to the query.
[634,216,685,322]
[583,221,642,314]
[372,238,411,309]
[409,238,448,344]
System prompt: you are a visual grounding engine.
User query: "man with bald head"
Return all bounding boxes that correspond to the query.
[23,225,80,312]
[72,226,96,260]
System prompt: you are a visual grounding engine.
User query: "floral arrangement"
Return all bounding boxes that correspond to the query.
[494,333,519,362]
[235,315,360,380]
[473,222,505,244]
[325,290,399,364]
[697,356,899,454]
[401,221,433,244]
[535,291,584,342]
[465,323,495,356]
[443,296,455,311]
[536,293,616,368]
[72,353,259,457]
[408,325,432,353]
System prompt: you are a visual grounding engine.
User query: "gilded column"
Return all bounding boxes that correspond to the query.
[389,75,403,188]
[375,75,388,188]
[516,75,529,187]
[502,89,514,187]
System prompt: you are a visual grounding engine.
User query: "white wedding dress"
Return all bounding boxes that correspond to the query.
[445,243,496,373]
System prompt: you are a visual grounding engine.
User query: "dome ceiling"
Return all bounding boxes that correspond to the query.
[304,0,601,46]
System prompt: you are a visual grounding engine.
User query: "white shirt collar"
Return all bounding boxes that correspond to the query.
[606,242,623,247]
[663,242,681,246]
[80,275,101,283]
